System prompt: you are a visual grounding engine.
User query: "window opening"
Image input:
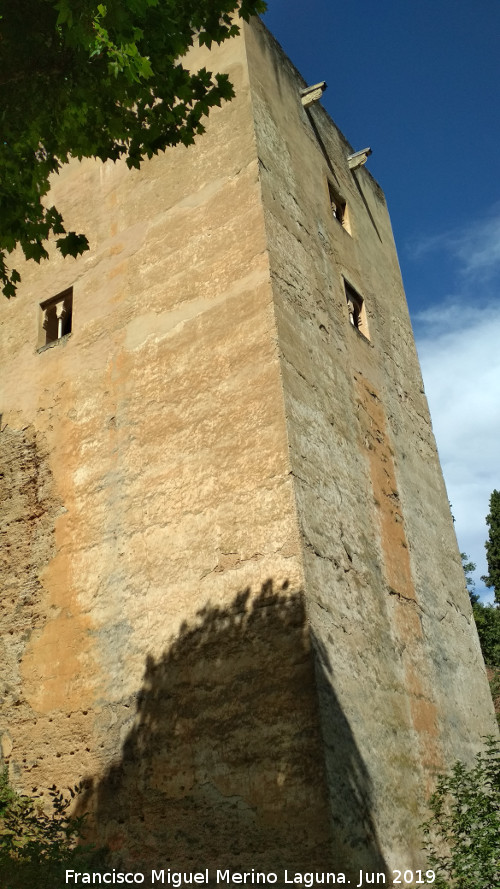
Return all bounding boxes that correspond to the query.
[39,288,73,348]
[327,181,349,232]
[344,281,369,340]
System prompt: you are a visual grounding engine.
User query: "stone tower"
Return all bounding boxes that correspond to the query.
[1,17,496,882]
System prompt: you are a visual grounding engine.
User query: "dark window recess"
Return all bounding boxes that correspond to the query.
[328,181,347,227]
[344,281,369,339]
[40,288,73,346]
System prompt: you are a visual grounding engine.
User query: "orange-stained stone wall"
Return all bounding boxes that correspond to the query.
[0,27,333,873]
[244,18,497,873]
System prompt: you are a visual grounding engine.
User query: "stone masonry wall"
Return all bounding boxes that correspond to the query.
[244,18,498,875]
[0,29,333,874]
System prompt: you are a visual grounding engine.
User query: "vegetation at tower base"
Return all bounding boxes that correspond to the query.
[0,0,266,298]
[461,551,500,721]
[462,552,500,667]
[471,604,500,670]
[0,771,103,888]
[460,553,500,668]
[422,737,500,889]
[481,489,500,604]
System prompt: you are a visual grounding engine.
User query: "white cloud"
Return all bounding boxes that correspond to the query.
[415,304,500,603]
[457,215,500,276]
[410,203,500,280]
[408,203,500,602]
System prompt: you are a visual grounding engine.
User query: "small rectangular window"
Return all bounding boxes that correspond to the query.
[327,181,350,232]
[344,280,369,340]
[39,288,73,349]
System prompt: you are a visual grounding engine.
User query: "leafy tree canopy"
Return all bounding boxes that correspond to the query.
[0,0,266,297]
[482,489,500,604]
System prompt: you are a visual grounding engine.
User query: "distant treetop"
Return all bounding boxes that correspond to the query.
[482,489,500,604]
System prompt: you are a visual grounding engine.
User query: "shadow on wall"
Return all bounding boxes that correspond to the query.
[77,580,388,880]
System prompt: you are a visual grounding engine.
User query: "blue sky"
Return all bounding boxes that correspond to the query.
[262,0,500,602]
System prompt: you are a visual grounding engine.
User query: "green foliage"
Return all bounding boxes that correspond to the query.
[490,668,500,728]
[0,0,266,297]
[481,490,500,604]
[0,771,100,888]
[490,667,500,701]
[461,552,477,603]
[422,738,500,889]
[472,601,500,667]
[461,538,500,668]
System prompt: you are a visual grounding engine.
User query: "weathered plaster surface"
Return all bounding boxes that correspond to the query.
[0,17,497,881]
[244,18,497,872]
[0,28,332,873]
